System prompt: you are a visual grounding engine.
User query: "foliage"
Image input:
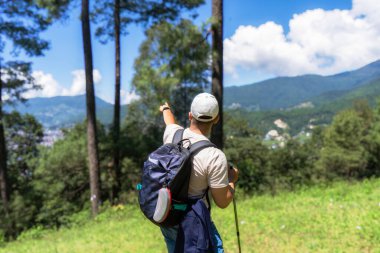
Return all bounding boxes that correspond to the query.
[0,0,69,239]
[4,112,44,185]
[0,112,43,238]
[1,61,40,105]
[0,1,47,56]
[92,0,204,43]
[32,123,90,227]
[317,109,369,179]
[131,19,210,127]
[224,112,270,193]
[32,121,112,227]
[0,0,69,56]
[267,139,320,193]
[364,100,380,177]
[225,135,269,193]
[120,102,164,166]
[28,120,139,228]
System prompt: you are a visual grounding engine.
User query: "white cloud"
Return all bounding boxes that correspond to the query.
[352,0,380,29]
[26,69,102,98]
[121,90,140,104]
[224,0,380,79]
[68,69,102,96]
[26,71,65,98]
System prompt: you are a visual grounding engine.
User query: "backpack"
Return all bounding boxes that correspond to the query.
[138,129,216,227]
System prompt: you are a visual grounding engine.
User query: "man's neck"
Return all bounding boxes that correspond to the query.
[189,124,211,137]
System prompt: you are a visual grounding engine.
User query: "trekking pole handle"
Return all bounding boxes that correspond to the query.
[228,162,239,184]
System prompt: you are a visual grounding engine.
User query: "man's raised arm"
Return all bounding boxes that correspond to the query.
[159,102,176,125]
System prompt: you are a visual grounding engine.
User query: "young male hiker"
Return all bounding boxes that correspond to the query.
[159,92,239,253]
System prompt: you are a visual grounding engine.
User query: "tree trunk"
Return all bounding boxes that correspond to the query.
[210,0,224,149]
[0,67,10,215]
[112,0,121,203]
[81,0,100,217]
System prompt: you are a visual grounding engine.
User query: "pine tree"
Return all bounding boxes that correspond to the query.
[210,0,224,149]
[0,1,63,234]
[81,0,101,217]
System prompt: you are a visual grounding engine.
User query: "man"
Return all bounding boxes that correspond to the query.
[159,92,239,253]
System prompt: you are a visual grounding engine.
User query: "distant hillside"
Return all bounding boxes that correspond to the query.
[225,60,380,110]
[311,78,380,108]
[238,78,380,136]
[5,95,127,128]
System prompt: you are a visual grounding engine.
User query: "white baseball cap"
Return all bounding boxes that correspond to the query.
[190,93,219,122]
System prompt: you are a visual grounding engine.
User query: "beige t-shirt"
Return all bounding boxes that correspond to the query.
[163,124,229,198]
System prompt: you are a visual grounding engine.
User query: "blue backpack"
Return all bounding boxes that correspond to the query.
[138,129,215,227]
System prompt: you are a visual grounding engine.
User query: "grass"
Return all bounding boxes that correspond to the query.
[1,179,380,253]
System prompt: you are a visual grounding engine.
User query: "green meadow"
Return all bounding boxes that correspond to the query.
[1,179,379,253]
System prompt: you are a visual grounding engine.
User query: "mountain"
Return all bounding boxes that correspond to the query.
[310,77,380,108]
[239,77,380,137]
[225,60,380,110]
[4,95,127,128]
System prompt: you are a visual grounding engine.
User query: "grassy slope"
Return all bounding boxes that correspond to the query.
[1,179,379,253]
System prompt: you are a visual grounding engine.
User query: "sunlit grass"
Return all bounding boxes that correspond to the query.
[1,179,379,253]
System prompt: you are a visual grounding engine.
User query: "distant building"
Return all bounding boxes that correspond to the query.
[274,119,289,129]
[265,130,279,140]
[228,103,241,109]
[41,129,64,147]
[275,136,286,142]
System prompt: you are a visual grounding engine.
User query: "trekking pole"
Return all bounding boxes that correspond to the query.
[229,163,242,253]
[232,196,242,253]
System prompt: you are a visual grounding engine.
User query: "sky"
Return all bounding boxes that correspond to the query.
[3,0,380,104]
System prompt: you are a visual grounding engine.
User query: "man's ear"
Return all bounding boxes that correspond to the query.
[189,112,193,121]
[213,115,220,125]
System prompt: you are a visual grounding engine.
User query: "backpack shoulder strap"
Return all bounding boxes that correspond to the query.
[188,140,217,212]
[172,128,184,144]
[189,140,216,155]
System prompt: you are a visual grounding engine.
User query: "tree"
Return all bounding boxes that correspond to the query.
[1,63,40,237]
[1,112,43,238]
[0,0,52,218]
[131,19,210,128]
[91,0,204,202]
[224,113,269,193]
[210,0,223,149]
[33,123,94,227]
[317,110,369,179]
[81,0,101,217]
[0,1,68,237]
[112,0,122,203]
[365,100,380,177]
[91,0,136,204]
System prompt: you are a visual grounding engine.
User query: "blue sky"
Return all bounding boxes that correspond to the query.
[4,0,380,104]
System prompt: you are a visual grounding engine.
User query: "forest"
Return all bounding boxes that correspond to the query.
[1,0,380,251]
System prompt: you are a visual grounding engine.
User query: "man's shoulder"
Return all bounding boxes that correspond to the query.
[197,145,227,162]
[163,124,183,144]
[166,123,183,132]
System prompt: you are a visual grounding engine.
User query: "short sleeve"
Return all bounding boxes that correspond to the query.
[163,124,183,144]
[207,149,229,188]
